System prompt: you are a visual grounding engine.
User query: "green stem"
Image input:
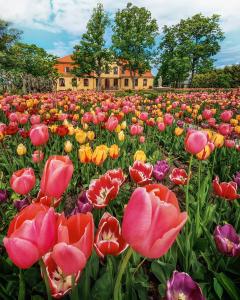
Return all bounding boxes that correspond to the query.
[18,269,25,300]
[114,247,134,300]
[39,259,52,300]
[185,154,193,215]
[71,275,78,300]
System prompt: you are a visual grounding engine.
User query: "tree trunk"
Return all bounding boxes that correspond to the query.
[97,75,101,92]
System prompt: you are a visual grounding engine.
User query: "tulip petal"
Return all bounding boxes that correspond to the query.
[3,237,39,269]
[52,242,87,275]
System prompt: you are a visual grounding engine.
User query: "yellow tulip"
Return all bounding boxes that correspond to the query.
[87,131,95,141]
[17,144,27,156]
[75,130,87,144]
[64,140,73,153]
[174,127,184,136]
[118,131,125,142]
[134,150,146,162]
[92,145,108,166]
[115,124,122,133]
[78,144,92,163]
[109,144,120,159]
[211,133,224,148]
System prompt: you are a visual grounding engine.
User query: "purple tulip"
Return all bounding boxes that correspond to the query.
[153,160,170,181]
[214,224,240,256]
[13,197,30,211]
[233,172,240,188]
[166,271,205,300]
[70,191,93,215]
[176,120,185,128]
[0,189,8,203]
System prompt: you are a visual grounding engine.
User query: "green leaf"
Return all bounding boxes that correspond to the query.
[91,272,113,300]
[213,277,223,299]
[215,272,240,300]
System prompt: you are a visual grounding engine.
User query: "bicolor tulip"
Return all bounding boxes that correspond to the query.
[212,176,240,200]
[122,184,187,258]
[169,168,188,185]
[94,212,128,258]
[92,145,108,166]
[129,161,153,186]
[32,150,44,163]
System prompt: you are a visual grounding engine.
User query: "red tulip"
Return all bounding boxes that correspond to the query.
[129,161,153,186]
[40,156,74,199]
[29,124,49,146]
[185,130,208,154]
[87,172,121,208]
[122,184,187,258]
[3,203,56,269]
[169,168,188,185]
[105,116,119,132]
[48,212,94,275]
[10,168,36,195]
[94,212,128,258]
[213,176,240,200]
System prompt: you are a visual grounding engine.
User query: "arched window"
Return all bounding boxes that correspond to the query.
[59,78,65,87]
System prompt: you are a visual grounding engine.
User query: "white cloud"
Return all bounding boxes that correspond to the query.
[47,39,78,57]
[1,0,240,35]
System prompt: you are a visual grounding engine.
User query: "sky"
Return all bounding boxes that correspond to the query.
[0,0,240,74]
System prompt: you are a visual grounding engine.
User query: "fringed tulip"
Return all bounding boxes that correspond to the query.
[129,161,153,186]
[169,168,188,185]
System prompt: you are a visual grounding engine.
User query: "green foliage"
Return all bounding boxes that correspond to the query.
[192,64,240,88]
[158,13,224,86]
[112,2,158,88]
[72,3,112,91]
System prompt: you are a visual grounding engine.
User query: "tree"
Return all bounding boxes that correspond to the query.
[0,19,22,68]
[5,42,57,77]
[72,3,111,91]
[158,14,224,86]
[112,2,158,89]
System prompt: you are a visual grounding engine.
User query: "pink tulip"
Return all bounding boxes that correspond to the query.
[122,184,187,258]
[29,124,49,146]
[10,168,36,195]
[202,109,213,120]
[9,113,18,122]
[220,110,233,122]
[164,114,174,126]
[225,139,235,148]
[32,150,44,163]
[139,112,148,121]
[218,123,232,136]
[3,203,56,269]
[19,114,29,125]
[139,136,145,143]
[105,116,119,132]
[157,122,166,132]
[185,130,208,154]
[30,115,41,125]
[40,156,74,199]
[130,124,143,136]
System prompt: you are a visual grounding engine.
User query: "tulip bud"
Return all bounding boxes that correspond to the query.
[17,144,27,156]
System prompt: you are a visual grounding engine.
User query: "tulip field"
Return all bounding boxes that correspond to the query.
[0,89,240,300]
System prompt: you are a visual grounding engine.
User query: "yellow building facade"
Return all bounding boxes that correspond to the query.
[55,55,154,91]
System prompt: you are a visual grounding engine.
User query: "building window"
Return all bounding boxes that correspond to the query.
[134,78,138,87]
[64,66,71,73]
[143,78,147,86]
[72,78,77,87]
[113,67,118,75]
[105,68,110,74]
[59,78,65,87]
[84,78,89,87]
[124,78,129,87]
[122,67,126,75]
[114,78,118,87]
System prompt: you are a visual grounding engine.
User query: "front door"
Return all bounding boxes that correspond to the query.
[105,78,110,89]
